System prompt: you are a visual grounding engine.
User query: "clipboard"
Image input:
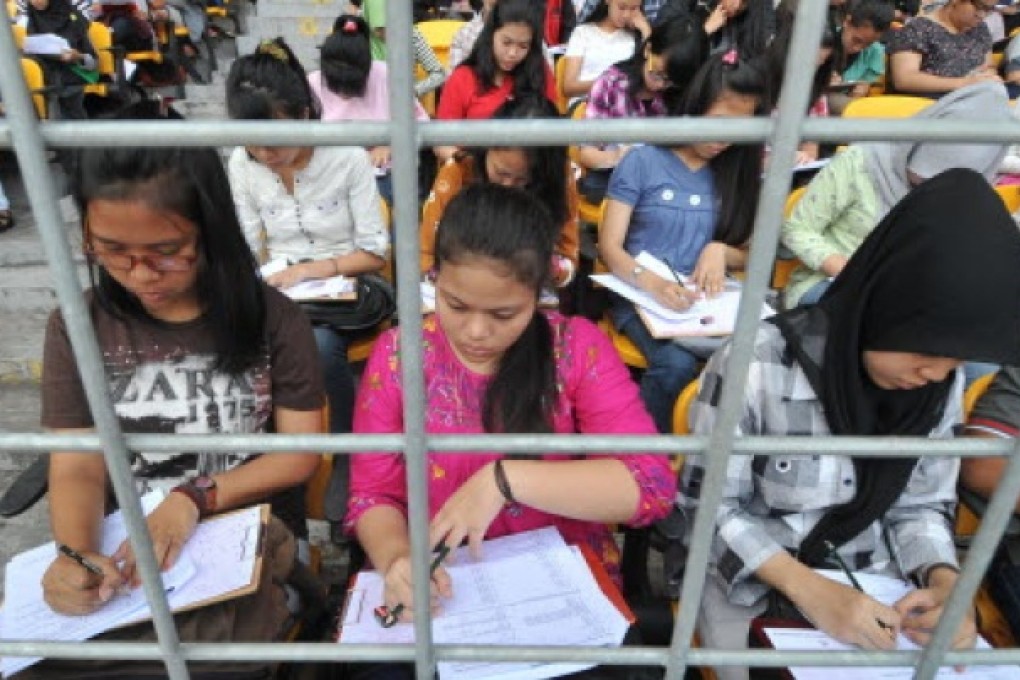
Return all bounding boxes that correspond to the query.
[748,618,809,680]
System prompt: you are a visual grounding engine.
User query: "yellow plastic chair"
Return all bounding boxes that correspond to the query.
[593,203,648,369]
[995,184,1020,214]
[554,55,569,114]
[85,21,118,97]
[841,94,932,119]
[11,23,25,50]
[568,102,607,226]
[415,19,464,68]
[20,57,47,118]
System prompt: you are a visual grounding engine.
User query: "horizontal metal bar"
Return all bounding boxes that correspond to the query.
[3,640,1019,667]
[0,118,1018,149]
[0,433,1015,457]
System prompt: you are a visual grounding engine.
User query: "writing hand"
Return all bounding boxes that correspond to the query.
[60,49,81,63]
[42,549,125,615]
[796,576,901,650]
[266,263,310,290]
[894,585,977,651]
[382,555,453,623]
[429,461,506,559]
[113,491,199,588]
[650,276,696,312]
[692,242,728,297]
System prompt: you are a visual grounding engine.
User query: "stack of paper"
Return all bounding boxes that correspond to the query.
[22,34,70,56]
[0,494,265,677]
[591,251,773,338]
[259,258,356,302]
[763,570,1020,680]
[339,527,631,680]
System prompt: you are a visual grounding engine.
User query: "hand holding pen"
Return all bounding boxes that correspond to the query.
[824,540,898,639]
[376,543,452,628]
[41,544,126,616]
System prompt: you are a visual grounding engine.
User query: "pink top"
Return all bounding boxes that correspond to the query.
[346,313,676,583]
[437,64,559,120]
[309,61,430,123]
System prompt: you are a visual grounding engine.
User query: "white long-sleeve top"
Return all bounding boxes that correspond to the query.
[228,145,388,264]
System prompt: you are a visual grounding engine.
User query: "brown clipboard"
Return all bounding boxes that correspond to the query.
[116,503,270,625]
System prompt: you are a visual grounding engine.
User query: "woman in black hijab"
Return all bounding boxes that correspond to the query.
[25,0,97,120]
[679,168,1020,680]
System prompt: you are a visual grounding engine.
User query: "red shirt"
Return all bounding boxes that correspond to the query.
[437,64,558,120]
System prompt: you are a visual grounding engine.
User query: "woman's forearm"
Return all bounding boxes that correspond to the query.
[501,458,640,523]
[356,505,412,574]
[49,450,107,552]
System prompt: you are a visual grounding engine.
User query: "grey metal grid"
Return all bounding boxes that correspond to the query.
[0,2,1018,679]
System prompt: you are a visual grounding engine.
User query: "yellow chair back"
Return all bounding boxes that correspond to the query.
[841,95,932,119]
[995,184,1020,214]
[415,19,465,69]
[11,22,25,50]
[20,57,46,118]
[88,21,116,77]
[554,56,568,114]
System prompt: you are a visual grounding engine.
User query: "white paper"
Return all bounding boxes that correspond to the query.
[338,527,630,680]
[279,275,355,301]
[259,257,289,279]
[762,569,1020,680]
[592,251,773,338]
[0,497,264,678]
[22,34,70,56]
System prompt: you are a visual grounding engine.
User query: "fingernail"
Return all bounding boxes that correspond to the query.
[99,587,113,602]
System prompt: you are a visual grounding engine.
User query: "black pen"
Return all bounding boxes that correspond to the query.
[824,540,895,634]
[374,542,451,628]
[57,543,105,577]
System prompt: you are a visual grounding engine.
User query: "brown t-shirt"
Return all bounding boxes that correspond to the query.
[41,285,324,497]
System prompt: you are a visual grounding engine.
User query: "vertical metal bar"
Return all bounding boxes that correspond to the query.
[385,4,433,679]
[663,4,827,679]
[0,15,190,680]
[915,441,1020,679]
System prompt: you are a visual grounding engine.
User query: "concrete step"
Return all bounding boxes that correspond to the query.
[257,0,347,19]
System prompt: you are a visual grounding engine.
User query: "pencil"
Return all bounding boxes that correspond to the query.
[824,540,894,634]
[57,543,105,577]
[375,543,451,628]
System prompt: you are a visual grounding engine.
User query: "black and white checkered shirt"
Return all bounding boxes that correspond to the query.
[679,322,961,607]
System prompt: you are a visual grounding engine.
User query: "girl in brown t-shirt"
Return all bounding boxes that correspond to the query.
[37,140,325,660]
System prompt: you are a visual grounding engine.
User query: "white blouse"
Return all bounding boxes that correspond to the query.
[228,145,388,264]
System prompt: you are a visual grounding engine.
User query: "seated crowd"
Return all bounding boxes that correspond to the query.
[14,0,1020,678]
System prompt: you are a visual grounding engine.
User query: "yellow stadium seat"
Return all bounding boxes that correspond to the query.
[841,94,932,119]
[415,19,464,69]
[20,57,47,118]
[568,102,607,226]
[11,23,25,50]
[554,55,568,114]
[995,184,1020,214]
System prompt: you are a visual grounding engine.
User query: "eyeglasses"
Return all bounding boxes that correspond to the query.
[84,220,199,273]
[646,69,673,86]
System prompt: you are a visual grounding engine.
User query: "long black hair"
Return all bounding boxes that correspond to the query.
[470,96,569,226]
[695,0,775,59]
[435,184,558,434]
[226,37,320,120]
[462,0,547,98]
[615,15,708,104]
[320,14,373,98]
[675,51,766,246]
[764,9,835,110]
[73,143,266,376]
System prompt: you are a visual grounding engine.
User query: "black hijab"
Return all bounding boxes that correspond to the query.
[773,167,1020,565]
[27,0,77,37]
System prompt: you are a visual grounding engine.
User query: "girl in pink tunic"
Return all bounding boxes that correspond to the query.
[346,183,675,623]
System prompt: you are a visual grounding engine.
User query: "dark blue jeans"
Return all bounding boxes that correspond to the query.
[619,315,698,434]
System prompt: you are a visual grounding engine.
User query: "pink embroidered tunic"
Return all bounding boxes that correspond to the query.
[346,313,676,583]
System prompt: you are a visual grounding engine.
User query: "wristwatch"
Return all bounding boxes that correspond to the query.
[171,476,218,517]
[631,265,645,284]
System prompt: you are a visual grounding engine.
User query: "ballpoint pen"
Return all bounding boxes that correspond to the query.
[374,542,451,628]
[824,540,896,634]
[665,258,712,324]
[57,543,105,577]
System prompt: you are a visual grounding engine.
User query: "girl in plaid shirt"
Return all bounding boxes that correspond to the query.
[681,168,1020,679]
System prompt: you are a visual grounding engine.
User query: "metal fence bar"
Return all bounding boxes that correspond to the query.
[1,117,1020,147]
[1,433,1018,457]
[384,3,437,679]
[0,2,1017,676]
[0,16,189,680]
[665,3,827,678]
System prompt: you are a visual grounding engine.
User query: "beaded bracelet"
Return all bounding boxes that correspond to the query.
[493,458,517,505]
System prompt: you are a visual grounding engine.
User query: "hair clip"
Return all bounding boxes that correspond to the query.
[257,39,288,63]
[721,48,739,66]
[342,18,358,33]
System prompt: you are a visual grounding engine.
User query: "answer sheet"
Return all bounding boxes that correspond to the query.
[764,570,1020,680]
[339,527,630,680]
